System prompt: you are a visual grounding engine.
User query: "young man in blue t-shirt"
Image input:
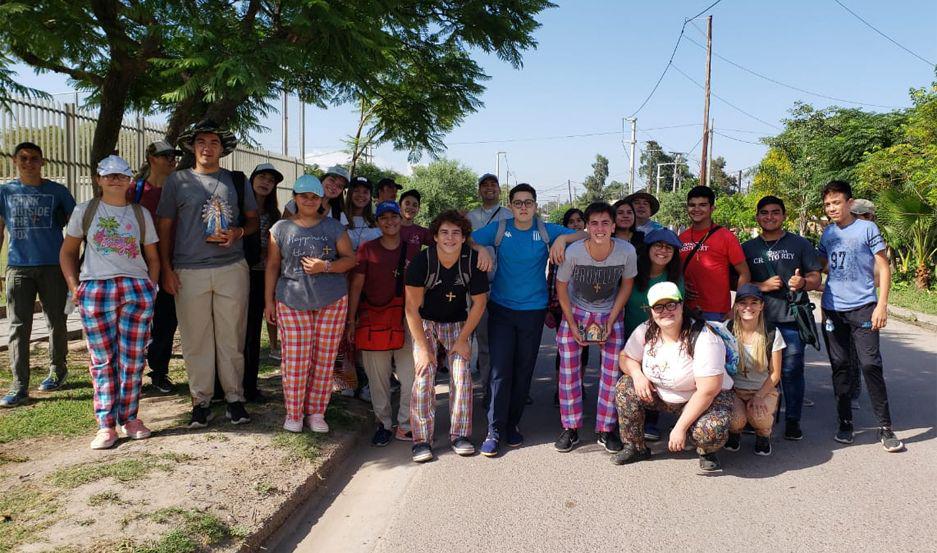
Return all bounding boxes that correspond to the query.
[818,180,902,452]
[0,142,76,407]
[471,183,581,457]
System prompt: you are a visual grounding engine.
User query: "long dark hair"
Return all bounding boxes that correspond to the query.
[645,302,704,358]
[611,198,637,234]
[561,207,584,228]
[252,177,281,223]
[634,242,682,292]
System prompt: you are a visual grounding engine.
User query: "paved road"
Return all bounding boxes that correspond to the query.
[270,317,936,553]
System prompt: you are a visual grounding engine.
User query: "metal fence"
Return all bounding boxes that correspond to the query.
[0,96,306,203]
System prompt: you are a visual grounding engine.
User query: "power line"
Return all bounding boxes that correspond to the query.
[714,130,766,146]
[446,130,620,146]
[671,64,783,130]
[831,0,935,67]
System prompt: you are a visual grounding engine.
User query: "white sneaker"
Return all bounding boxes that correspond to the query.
[283,418,303,433]
[306,414,329,433]
[90,428,118,450]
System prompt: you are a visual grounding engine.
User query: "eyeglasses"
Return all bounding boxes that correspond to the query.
[511,199,536,208]
[650,301,681,314]
[100,174,131,181]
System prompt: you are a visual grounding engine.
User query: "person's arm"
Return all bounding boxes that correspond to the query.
[669,374,722,452]
[872,251,890,330]
[59,235,83,301]
[733,261,751,287]
[264,233,282,325]
[469,243,493,272]
[727,235,750,287]
[0,218,5,254]
[556,279,584,345]
[621,353,656,400]
[219,209,259,247]
[143,243,160,284]
[788,268,822,292]
[346,273,365,342]
[404,285,435,377]
[157,217,180,295]
[549,230,588,265]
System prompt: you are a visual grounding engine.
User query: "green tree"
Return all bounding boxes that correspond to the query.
[580,154,609,204]
[639,141,693,193]
[708,156,738,196]
[406,158,479,225]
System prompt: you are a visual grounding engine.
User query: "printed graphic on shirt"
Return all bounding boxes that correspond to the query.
[6,193,55,238]
[283,233,336,277]
[823,234,881,283]
[93,216,140,258]
[569,264,625,304]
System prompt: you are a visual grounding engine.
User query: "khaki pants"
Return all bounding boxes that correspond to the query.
[729,388,779,437]
[175,260,249,406]
[360,326,415,432]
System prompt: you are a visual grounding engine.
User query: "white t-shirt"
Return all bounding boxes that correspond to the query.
[733,329,786,390]
[66,200,158,281]
[623,322,734,403]
[347,215,381,251]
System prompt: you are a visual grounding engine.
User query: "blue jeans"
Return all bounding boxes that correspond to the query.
[776,322,805,423]
[486,302,546,438]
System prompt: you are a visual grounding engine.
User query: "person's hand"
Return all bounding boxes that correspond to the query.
[550,236,569,265]
[161,269,181,296]
[787,268,805,291]
[264,302,277,325]
[871,304,888,330]
[414,346,435,377]
[751,395,769,419]
[301,256,326,275]
[218,227,244,248]
[759,275,783,292]
[633,374,656,403]
[668,426,687,452]
[451,337,471,361]
[569,323,586,347]
[69,287,80,305]
[345,320,356,343]
[475,248,492,272]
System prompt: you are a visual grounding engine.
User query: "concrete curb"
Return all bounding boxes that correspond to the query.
[887,303,937,332]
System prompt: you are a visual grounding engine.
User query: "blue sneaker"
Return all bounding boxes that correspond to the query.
[0,390,28,408]
[38,374,66,391]
[506,427,523,448]
[480,435,500,457]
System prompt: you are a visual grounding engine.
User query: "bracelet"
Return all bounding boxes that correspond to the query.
[324,260,332,273]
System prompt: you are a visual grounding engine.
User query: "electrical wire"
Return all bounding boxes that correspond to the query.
[831,0,935,67]
[445,130,621,146]
[671,64,783,130]
[713,130,766,146]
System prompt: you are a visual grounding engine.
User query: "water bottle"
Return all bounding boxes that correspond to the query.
[64,292,76,316]
[860,321,873,329]
[824,318,834,333]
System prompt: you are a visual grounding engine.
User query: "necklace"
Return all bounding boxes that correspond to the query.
[97,201,130,231]
[760,231,786,256]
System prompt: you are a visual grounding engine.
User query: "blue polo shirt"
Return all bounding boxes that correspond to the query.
[472,218,574,310]
[0,179,76,266]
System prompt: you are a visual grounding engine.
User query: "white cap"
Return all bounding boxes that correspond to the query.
[647,281,683,306]
[96,155,133,177]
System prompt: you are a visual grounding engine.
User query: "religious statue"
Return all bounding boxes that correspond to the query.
[579,321,608,344]
[202,194,233,243]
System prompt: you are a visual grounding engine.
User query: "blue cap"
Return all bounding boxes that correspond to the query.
[375,201,401,218]
[96,155,133,177]
[735,283,764,302]
[293,174,323,195]
[645,227,682,250]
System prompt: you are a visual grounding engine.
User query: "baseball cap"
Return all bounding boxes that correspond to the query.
[377,177,402,190]
[349,176,372,190]
[293,174,323,196]
[375,201,401,218]
[146,140,182,157]
[647,281,683,307]
[250,163,284,184]
[477,173,499,186]
[735,283,764,302]
[96,155,133,177]
[644,228,682,250]
[850,198,875,216]
[323,165,350,183]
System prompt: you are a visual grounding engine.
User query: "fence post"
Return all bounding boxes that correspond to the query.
[64,103,76,194]
[136,113,145,168]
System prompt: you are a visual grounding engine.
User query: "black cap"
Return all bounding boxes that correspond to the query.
[377,177,403,190]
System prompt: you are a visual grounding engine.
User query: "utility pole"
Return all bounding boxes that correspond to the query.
[496,151,506,184]
[706,118,714,188]
[699,15,713,187]
[628,117,637,196]
[282,91,288,156]
[567,179,572,204]
[300,101,305,168]
[738,169,743,192]
[673,153,681,192]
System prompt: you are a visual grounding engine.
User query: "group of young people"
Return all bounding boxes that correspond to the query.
[0,124,903,470]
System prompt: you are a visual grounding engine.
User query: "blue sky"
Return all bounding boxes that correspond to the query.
[11,1,936,201]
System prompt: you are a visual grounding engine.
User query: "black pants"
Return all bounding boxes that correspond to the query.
[822,303,892,427]
[146,288,178,378]
[243,269,266,398]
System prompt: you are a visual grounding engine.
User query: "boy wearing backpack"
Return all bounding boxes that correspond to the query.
[404,210,489,462]
[60,155,160,449]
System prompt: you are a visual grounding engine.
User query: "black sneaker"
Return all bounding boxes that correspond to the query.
[724,432,741,452]
[610,444,651,465]
[189,405,214,428]
[226,401,251,425]
[879,428,904,452]
[784,420,804,441]
[834,420,854,444]
[411,442,433,463]
[699,452,722,472]
[150,373,174,394]
[643,423,661,442]
[597,431,623,453]
[554,428,580,452]
[371,424,392,447]
[450,437,475,456]
[754,435,772,456]
[245,389,268,404]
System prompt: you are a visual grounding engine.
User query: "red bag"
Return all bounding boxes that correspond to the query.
[355,296,406,351]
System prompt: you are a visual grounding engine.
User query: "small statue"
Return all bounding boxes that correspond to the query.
[579,321,608,343]
[202,194,233,243]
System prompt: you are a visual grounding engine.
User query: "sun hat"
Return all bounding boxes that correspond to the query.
[176,119,238,157]
[250,163,284,184]
[647,281,683,307]
[96,155,133,177]
[375,201,401,218]
[644,228,682,250]
[293,174,323,196]
[624,191,661,216]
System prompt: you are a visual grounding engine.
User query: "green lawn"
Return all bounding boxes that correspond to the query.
[890,286,937,317]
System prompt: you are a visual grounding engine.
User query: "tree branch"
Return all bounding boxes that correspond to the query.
[11,50,104,86]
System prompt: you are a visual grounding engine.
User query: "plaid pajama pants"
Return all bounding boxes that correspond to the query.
[410,320,473,443]
[277,296,347,422]
[77,277,156,429]
[556,305,623,432]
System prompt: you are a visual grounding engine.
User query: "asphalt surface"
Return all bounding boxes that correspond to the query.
[270,316,937,553]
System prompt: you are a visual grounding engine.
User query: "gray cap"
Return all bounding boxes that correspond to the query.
[478,173,499,186]
[96,155,133,177]
[250,163,284,184]
[851,198,875,215]
[323,165,350,183]
[146,140,182,157]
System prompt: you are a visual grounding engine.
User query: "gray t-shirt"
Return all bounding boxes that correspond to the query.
[556,238,637,313]
[271,218,348,310]
[156,168,257,269]
[732,329,786,390]
[66,200,158,282]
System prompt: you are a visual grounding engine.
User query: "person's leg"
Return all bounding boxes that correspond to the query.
[614,374,670,449]
[595,314,623,433]
[361,349,395,430]
[688,390,734,453]
[776,323,805,423]
[114,278,155,425]
[729,391,749,434]
[393,327,416,433]
[822,308,856,423]
[146,288,177,380]
[411,321,440,444]
[441,321,473,441]
[506,308,547,431]
[747,389,779,436]
[243,269,265,398]
[556,310,585,431]
[475,307,492,403]
[305,296,346,416]
[78,280,120,428]
[486,302,515,438]
[174,267,216,406]
[276,302,314,423]
[6,267,38,393]
[211,261,249,403]
[844,304,892,428]
[36,265,69,380]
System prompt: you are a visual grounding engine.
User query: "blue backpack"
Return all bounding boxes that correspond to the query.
[689,320,740,377]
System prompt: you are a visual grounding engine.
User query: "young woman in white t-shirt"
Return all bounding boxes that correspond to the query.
[612,281,735,472]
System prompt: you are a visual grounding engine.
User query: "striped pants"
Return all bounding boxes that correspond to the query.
[277,297,347,422]
[78,278,155,428]
[556,306,623,432]
[410,320,472,443]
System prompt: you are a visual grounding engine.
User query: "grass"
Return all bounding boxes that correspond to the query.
[0,484,60,551]
[271,430,324,462]
[890,285,937,317]
[47,453,190,489]
[136,507,236,553]
[0,451,28,466]
[87,490,126,507]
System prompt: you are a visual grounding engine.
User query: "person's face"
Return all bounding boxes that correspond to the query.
[755,204,785,233]
[350,186,372,209]
[687,196,714,224]
[400,196,420,221]
[650,299,682,328]
[586,213,614,244]
[294,192,322,215]
[252,172,277,198]
[649,242,675,267]
[435,221,465,254]
[632,198,652,220]
[616,204,635,230]
[510,191,536,223]
[566,212,584,231]
[193,133,223,167]
[12,149,43,179]
[97,173,132,194]
[823,192,852,223]
[478,178,500,202]
[322,175,347,200]
[148,152,177,174]
[377,212,401,236]
[735,296,764,321]
[378,186,397,203]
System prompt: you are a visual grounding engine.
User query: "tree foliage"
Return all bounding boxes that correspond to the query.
[639,140,693,193]
[406,158,479,225]
[579,154,609,205]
